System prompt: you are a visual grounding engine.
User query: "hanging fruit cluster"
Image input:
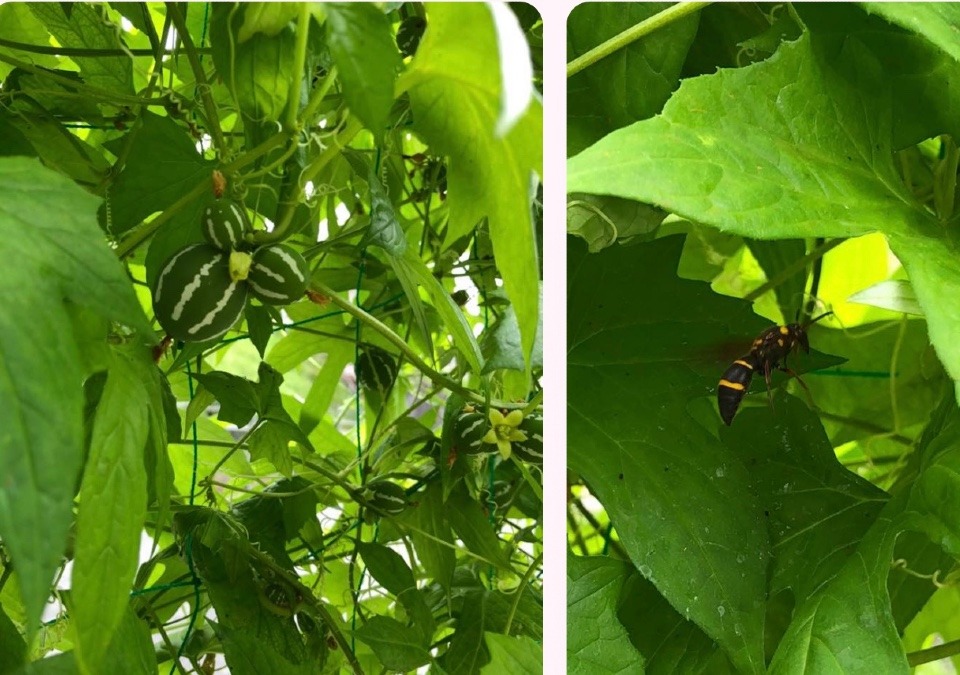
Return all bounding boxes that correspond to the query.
[449,404,544,466]
[152,194,310,343]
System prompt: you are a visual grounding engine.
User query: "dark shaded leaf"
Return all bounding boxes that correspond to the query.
[567,3,698,156]
[246,303,274,358]
[191,370,260,426]
[233,477,317,568]
[0,602,26,671]
[617,570,722,674]
[104,111,214,237]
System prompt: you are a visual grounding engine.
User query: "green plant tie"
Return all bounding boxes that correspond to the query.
[602,523,614,557]
[168,533,202,675]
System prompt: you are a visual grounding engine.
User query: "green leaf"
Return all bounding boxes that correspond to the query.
[616,570,722,673]
[157,371,182,442]
[481,634,542,675]
[232,477,317,567]
[4,68,103,124]
[353,615,432,671]
[0,157,149,635]
[400,482,455,590]
[0,114,34,158]
[569,236,791,674]
[0,109,110,187]
[443,585,543,673]
[745,239,807,321]
[105,111,214,238]
[210,4,298,124]
[805,319,943,448]
[324,3,401,139]
[191,538,319,675]
[388,254,434,364]
[765,395,960,671]
[247,418,298,475]
[107,2,153,36]
[398,252,485,375]
[725,395,889,601]
[905,402,960,559]
[568,556,644,675]
[366,169,407,256]
[28,3,133,95]
[849,4,960,146]
[399,3,542,369]
[0,602,26,671]
[13,654,77,675]
[355,539,437,646]
[483,286,543,373]
[445,489,511,572]
[768,509,909,674]
[237,3,302,42]
[72,347,151,673]
[888,530,955,632]
[141,363,175,534]
[265,317,351,373]
[192,370,260,426]
[0,4,59,77]
[566,194,664,251]
[848,280,923,316]
[567,28,960,402]
[245,303,274,357]
[357,542,415,596]
[194,363,312,472]
[185,385,216,430]
[863,3,960,60]
[99,606,156,675]
[299,342,353,435]
[567,3,698,156]
[442,588,488,674]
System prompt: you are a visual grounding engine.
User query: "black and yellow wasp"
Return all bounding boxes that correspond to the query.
[717,312,833,425]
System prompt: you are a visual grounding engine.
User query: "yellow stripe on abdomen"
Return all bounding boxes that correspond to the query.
[718,379,746,391]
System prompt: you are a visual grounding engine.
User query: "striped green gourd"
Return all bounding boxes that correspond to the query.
[364,480,408,515]
[246,244,309,305]
[454,407,492,456]
[202,199,251,251]
[513,411,544,465]
[357,346,398,394]
[152,243,248,342]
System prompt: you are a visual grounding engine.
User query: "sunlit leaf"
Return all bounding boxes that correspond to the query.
[0,157,149,636]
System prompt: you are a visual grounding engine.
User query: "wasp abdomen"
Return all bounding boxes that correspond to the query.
[718,355,759,426]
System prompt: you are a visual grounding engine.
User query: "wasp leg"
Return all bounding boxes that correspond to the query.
[764,360,775,408]
[779,365,816,409]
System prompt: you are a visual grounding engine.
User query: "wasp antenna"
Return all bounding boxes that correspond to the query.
[807,310,834,326]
